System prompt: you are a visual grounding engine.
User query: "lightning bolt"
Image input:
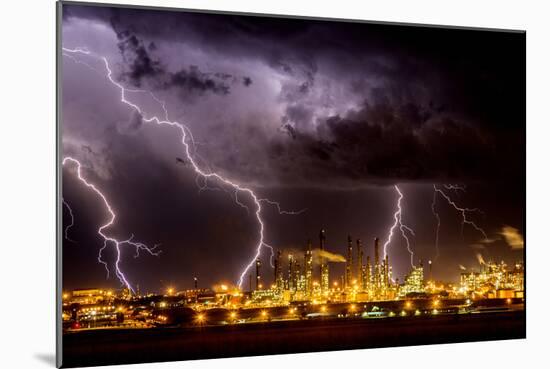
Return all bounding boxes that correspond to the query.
[431,190,441,262]
[63,157,161,293]
[258,198,307,215]
[382,185,415,267]
[443,184,466,195]
[62,47,303,289]
[62,198,76,243]
[433,184,488,240]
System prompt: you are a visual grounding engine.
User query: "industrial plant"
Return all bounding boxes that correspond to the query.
[62,228,524,331]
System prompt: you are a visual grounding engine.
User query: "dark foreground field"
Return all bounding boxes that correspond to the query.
[62,311,525,368]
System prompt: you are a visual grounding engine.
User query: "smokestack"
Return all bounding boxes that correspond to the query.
[320,230,326,277]
[356,238,363,279]
[288,253,294,290]
[275,250,283,288]
[385,254,390,286]
[305,239,313,295]
[294,259,300,291]
[193,276,198,289]
[346,235,353,287]
[274,251,279,283]
[428,260,433,281]
[374,237,380,266]
[366,255,371,288]
[319,229,328,294]
[255,258,261,290]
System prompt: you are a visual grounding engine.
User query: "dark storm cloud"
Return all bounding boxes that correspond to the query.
[281,104,313,133]
[113,28,162,86]
[166,66,230,96]
[63,3,525,188]
[110,24,234,96]
[63,7,253,98]
[289,98,492,184]
[214,93,511,189]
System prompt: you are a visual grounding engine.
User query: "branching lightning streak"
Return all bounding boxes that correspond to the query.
[62,198,76,243]
[263,242,276,268]
[382,185,415,267]
[63,47,303,288]
[443,184,466,195]
[433,184,488,240]
[258,199,307,215]
[63,157,161,293]
[431,190,441,262]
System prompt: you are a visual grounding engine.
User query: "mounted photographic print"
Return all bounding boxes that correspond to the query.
[57,1,526,367]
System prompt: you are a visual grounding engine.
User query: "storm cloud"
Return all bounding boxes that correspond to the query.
[63,5,524,188]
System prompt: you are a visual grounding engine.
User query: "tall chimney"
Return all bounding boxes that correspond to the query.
[346,235,353,287]
[385,254,389,286]
[305,239,313,295]
[320,229,328,294]
[356,239,363,280]
[255,258,261,290]
[374,237,380,266]
[320,229,326,251]
[288,253,294,290]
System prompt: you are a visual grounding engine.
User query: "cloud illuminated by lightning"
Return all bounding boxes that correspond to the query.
[382,185,415,267]
[62,47,303,289]
[63,157,161,293]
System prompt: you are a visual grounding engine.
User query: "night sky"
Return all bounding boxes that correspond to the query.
[61,3,525,293]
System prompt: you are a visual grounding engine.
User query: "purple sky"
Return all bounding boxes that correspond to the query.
[61,3,525,293]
